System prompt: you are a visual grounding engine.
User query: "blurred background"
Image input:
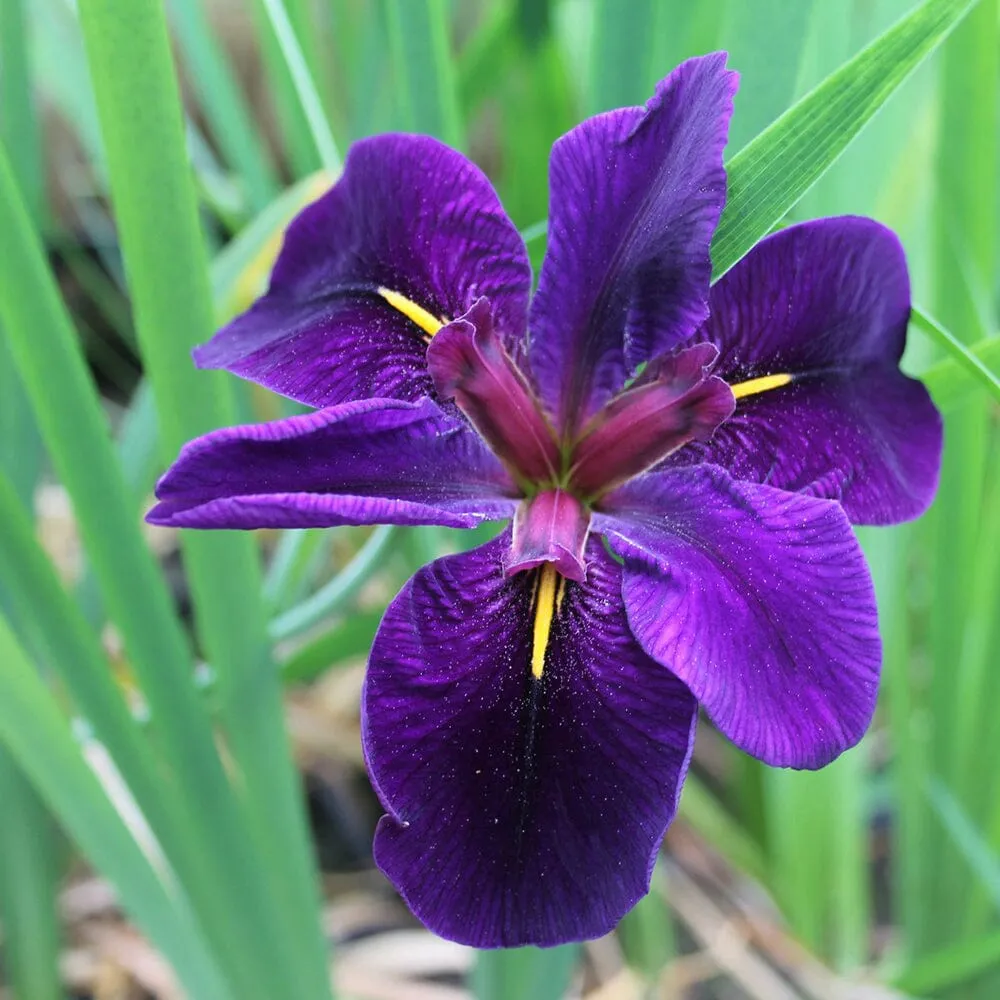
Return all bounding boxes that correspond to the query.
[1,0,998,997]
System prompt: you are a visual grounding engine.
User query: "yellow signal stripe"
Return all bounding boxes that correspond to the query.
[729,372,793,400]
[377,287,446,339]
[531,564,560,680]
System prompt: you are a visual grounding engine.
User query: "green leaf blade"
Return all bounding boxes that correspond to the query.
[712,0,977,281]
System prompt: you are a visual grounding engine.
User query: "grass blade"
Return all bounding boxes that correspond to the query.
[0,754,63,1000]
[895,929,1000,995]
[724,0,817,152]
[911,304,1000,402]
[74,2,333,993]
[923,0,997,962]
[926,779,1000,911]
[1,129,291,1000]
[587,0,659,113]
[473,945,579,1000]
[270,525,397,641]
[385,0,464,147]
[711,0,977,281]
[921,333,1000,410]
[168,0,279,212]
[0,615,233,1000]
[259,0,342,172]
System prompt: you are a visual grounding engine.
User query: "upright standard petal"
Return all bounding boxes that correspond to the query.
[597,466,881,769]
[148,398,517,529]
[195,134,532,408]
[363,535,697,947]
[528,54,736,432]
[670,217,942,524]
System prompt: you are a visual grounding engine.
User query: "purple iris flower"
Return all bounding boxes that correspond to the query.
[149,54,942,947]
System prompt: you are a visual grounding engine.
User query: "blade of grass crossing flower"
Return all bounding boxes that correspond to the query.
[385,0,465,148]
[167,0,279,213]
[710,0,978,282]
[75,3,333,995]
[0,615,235,1000]
[925,0,997,957]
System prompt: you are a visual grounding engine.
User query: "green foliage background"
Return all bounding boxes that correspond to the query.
[0,0,998,997]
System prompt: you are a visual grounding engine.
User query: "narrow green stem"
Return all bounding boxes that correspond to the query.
[270,525,398,641]
[260,0,342,173]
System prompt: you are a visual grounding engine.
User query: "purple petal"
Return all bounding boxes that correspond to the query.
[528,54,737,432]
[427,298,561,485]
[195,134,531,408]
[670,217,942,524]
[363,534,697,947]
[596,466,881,769]
[148,397,518,529]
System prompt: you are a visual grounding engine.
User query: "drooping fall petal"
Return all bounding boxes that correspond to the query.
[195,134,532,408]
[148,397,517,529]
[363,535,698,947]
[597,466,881,769]
[669,217,942,524]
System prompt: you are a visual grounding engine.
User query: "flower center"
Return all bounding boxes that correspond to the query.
[425,299,738,591]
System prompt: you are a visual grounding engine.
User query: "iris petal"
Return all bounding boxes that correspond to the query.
[195,134,532,408]
[597,466,881,769]
[363,534,698,947]
[148,398,517,529]
[669,217,943,524]
[528,54,737,433]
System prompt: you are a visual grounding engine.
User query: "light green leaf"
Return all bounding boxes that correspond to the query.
[75,0,333,994]
[711,0,977,281]
[0,615,233,1000]
[911,305,1000,403]
[385,0,465,147]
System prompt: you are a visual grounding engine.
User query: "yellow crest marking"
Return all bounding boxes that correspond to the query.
[377,287,446,340]
[730,372,793,400]
[531,564,561,680]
